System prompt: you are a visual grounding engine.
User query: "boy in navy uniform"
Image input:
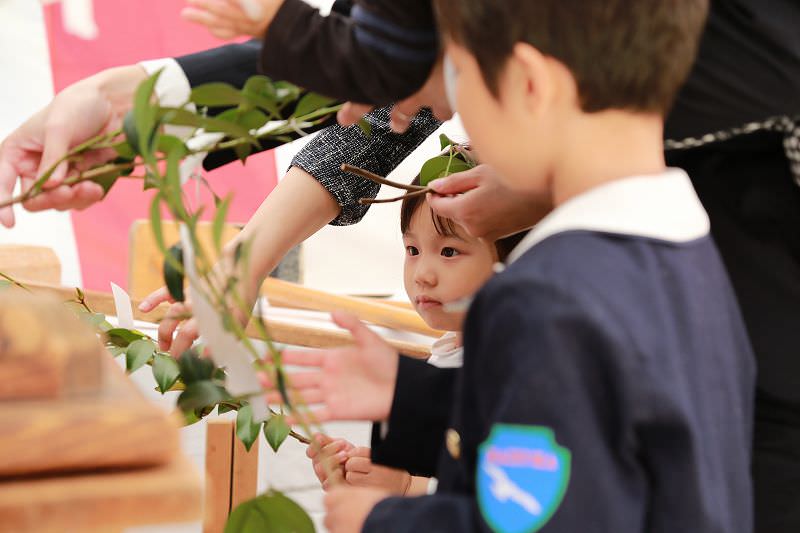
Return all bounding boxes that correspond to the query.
[276,1,756,531]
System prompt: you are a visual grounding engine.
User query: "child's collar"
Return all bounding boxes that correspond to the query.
[507,168,709,264]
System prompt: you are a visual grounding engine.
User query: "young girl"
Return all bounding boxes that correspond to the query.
[307,174,524,495]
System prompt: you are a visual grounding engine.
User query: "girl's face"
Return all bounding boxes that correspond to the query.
[403,203,497,331]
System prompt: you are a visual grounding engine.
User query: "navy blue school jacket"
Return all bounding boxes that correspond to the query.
[364,170,755,533]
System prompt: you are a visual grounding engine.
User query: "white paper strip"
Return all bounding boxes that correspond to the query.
[179,225,268,421]
[110,282,135,330]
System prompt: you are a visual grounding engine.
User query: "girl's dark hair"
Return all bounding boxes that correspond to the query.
[400,175,526,262]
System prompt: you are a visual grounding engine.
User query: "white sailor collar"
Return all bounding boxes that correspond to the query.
[507,168,710,264]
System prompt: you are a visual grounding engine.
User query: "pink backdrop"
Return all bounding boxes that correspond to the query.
[44,1,278,291]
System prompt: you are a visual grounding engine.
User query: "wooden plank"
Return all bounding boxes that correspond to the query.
[127,219,440,338]
[231,433,259,510]
[16,282,433,358]
[0,244,60,285]
[262,278,442,338]
[0,454,202,533]
[0,355,179,477]
[0,292,104,400]
[204,420,234,533]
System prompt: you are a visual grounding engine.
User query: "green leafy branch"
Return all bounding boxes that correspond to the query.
[344,133,476,205]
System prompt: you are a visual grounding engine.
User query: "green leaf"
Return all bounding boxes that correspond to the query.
[163,243,185,303]
[263,414,291,453]
[113,140,136,161]
[272,82,302,106]
[177,380,230,412]
[159,107,259,148]
[149,193,168,256]
[178,349,216,385]
[153,353,181,393]
[220,108,270,132]
[236,404,262,452]
[418,155,473,186]
[106,327,148,347]
[89,168,121,196]
[217,402,237,414]
[242,76,281,118]
[133,70,162,162]
[357,118,372,138]
[108,346,126,357]
[224,491,315,533]
[123,111,141,155]
[126,338,156,372]
[212,195,232,254]
[234,143,252,164]
[190,82,246,107]
[156,134,188,156]
[439,133,455,151]
[293,93,337,118]
[275,366,291,409]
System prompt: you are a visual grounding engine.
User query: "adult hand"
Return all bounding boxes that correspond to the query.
[0,66,145,227]
[427,164,551,241]
[138,286,200,357]
[306,434,355,490]
[324,486,391,533]
[337,59,452,133]
[181,0,285,40]
[344,447,411,495]
[264,311,399,424]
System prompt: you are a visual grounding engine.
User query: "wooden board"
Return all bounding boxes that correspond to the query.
[20,282,433,358]
[204,420,234,533]
[0,454,202,533]
[0,354,180,477]
[0,244,61,285]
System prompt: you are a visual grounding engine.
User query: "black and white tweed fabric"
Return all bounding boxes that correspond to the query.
[665,115,800,187]
[291,106,442,226]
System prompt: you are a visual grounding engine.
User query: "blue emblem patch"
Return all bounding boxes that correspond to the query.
[477,425,571,533]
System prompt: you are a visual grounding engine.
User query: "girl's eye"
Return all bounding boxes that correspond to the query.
[441,247,460,258]
[406,246,420,256]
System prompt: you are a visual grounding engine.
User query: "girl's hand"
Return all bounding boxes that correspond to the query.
[306,434,355,490]
[344,447,411,495]
[181,0,285,40]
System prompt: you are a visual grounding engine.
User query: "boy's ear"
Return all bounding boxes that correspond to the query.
[508,42,556,116]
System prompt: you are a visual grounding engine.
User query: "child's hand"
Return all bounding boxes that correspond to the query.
[262,311,400,424]
[306,434,355,490]
[181,0,285,40]
[324,486,391,533]
[344,447,411,495]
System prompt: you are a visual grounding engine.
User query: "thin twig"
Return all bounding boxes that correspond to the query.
[341,164,426,191]
[0,271,31,292]
[359,188,430,205]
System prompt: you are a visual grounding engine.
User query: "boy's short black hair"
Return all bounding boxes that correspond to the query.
[400,176,525,262]
[434,0,709,115]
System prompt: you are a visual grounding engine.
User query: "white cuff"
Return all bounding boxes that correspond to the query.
[138,58,193,109]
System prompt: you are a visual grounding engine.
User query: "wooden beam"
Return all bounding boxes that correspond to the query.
[203,420,234,533]
[18,282,432,358]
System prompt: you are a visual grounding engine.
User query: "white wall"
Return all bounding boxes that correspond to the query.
[0,0,82,287]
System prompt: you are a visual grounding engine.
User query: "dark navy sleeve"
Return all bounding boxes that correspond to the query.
[363,277,646,533]
[369,356,457,476]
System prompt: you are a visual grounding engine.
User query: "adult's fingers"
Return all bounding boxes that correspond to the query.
[427,167,483,195]
[171,318,199,357]
[306,433,334,459]
[344,471,369,485]
[337,102,374,127]
[157,302,189,351]
[389,102,422,134]
[138,286,175,312]
[35,122,71,186]
[0,147,20,228]
[347,446,371,460]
